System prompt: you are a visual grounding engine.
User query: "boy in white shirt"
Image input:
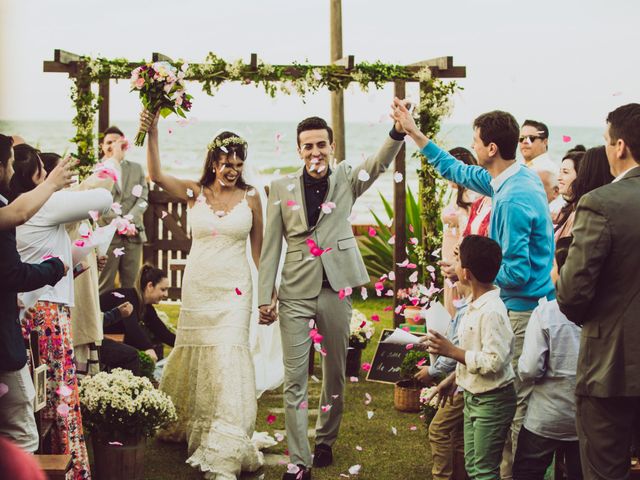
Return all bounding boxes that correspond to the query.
[426,235,516,480]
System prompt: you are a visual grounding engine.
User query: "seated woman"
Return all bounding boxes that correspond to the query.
[99,264,175,361]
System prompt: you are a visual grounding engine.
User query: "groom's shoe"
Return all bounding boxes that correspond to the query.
[282,464,311,480]
[312,444,333,468]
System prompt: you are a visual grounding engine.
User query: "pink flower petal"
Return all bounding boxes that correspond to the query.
[266,414,277,424]
[112,292,125,298]
[562,135,572,143]
[368,227,377,237]
[113,247,125,257]
[371,314,380,322]
[131,184,143,198]
[108,441,123,446]
[161,211,168,219]
[235,287,242,295]
[406,344,414,350]
[361,362,372,372]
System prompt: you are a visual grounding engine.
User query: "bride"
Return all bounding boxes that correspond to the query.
[142,112,277,479]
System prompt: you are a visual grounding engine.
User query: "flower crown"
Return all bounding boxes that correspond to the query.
[207,135,247,153]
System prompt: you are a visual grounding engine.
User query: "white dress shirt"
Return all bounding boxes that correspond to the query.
[527,152,558,174]
[16,188,112,307]
[455,288,516,394]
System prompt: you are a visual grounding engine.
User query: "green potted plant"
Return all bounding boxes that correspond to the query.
[79,368,177,480]
[394,350,430,412]
[346,309,375,377]
[137,350,156,385]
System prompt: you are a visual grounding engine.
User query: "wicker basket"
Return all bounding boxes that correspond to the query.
[394,380,422,412]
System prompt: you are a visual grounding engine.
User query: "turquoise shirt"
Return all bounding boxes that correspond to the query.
[421,141,555,311]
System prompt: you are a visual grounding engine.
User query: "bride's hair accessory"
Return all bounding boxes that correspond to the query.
[207,135,247,153]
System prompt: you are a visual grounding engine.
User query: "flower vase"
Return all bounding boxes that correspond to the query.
[345,347,363,377]
[92,433,146,480]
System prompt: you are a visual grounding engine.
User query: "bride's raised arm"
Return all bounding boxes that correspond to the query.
[142,110,199,202]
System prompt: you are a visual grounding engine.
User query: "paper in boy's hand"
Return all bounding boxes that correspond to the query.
[382,328,423,345]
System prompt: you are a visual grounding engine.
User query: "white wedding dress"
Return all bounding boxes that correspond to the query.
[159,189,264,479]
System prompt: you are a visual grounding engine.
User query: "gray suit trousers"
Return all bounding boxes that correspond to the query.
[278,288,351,467]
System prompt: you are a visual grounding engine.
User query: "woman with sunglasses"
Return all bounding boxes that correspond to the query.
[11,143,112,479]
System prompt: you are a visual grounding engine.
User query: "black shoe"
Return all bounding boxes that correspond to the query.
[282,464,311,480]
[312,443,333,468]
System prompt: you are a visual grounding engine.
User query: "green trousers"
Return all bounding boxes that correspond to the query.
[463,384,516,480]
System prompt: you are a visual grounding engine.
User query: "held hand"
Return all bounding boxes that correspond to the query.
[117,302,133,318]
[96,255,108,272]
[140,110,159,134]
[390,97,420,136]
[258,299,278,325]
[437,374,459,407]
[426,329,454,357]
[437,259,458,281]
[414,366,434,386]
[45,155,76,191]
[144,348,158,362]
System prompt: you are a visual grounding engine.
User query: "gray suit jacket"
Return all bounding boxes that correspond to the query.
[258,136,403,305]
[98,159,149,243]
[557,166,640,397]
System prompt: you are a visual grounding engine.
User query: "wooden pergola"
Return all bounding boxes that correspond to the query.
[43,49,465,325]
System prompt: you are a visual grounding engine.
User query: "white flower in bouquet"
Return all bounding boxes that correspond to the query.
[349,309,375,349]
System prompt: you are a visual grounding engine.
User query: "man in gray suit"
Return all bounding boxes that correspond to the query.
[259,116,405,479]
[98,126,149,294]
[557,103,640,479]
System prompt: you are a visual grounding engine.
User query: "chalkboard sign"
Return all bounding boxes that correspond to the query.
[366,329,426,384]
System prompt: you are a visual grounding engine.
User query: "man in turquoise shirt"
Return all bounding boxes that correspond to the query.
[391,100,554,479]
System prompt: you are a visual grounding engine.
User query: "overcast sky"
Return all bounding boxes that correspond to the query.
[1,0,638,126]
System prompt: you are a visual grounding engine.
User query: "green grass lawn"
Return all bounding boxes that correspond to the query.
[148,298,433,479]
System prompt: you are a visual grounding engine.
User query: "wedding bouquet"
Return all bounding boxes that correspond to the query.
[130,61,192,146]
[349,309,375,349]
[79,368,177,439]
[419,386,440,427]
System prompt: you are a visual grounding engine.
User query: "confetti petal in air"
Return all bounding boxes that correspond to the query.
[266,414,277,425]
[357,170,370,182]
[57,403,70,417]
[409,224,414,233]
[388,235,395,245]
[406,344,414,350]
[360,287,368,300]
[186,188,194,198]
[112,292,125,298]
[111,202,122,215]
[298,400,308,410]
[409,237,419,245]
[321,404,332,413]
[416,358,427,367]
[286,464,300,475]
[562,135,572,143]
[393,171,403,183]
[311,375,321,383]
[368,226,377,237]
[235,288,242,295]
[131,184,143,197]
[286,184,296,192]
[321,202,336,214]
[56,385,73,397]
[361,362,372,372]
[247,189,256,197]
[275,432,285,442]
[161,211,168,219]
[108,441,124,446]
[371,314,380,322]
[409,271,419,283]
[113,247,125,257]
[74,240,85,247]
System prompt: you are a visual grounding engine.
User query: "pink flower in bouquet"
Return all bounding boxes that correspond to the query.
[134,77,145,89]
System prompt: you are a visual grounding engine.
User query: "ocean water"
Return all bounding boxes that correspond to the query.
[0,119,605,223]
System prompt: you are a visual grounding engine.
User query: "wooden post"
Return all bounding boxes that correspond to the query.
[392,81,407,328]
[98,79,110,135]
[330,0,346,162]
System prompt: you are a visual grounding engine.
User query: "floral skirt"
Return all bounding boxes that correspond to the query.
[22,300,91,479]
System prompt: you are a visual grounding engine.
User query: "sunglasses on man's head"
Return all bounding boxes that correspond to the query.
[518,135,546,144]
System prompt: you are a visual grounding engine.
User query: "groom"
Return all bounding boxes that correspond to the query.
[258,115,406,479]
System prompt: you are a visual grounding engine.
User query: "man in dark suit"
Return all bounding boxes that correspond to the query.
[0,134,67,452]
[557,103,640,479]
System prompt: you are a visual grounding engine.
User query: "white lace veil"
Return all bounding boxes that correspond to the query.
[240,142,285,399]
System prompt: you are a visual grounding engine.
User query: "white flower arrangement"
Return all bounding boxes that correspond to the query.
[79,368,177,439]
[419,386,439,427]
[349,309,375,349]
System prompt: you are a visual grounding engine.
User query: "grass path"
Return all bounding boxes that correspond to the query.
[146,298,433,479]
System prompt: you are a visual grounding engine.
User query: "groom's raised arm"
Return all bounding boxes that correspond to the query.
[349,130,404,199]
[258,183,284,306]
